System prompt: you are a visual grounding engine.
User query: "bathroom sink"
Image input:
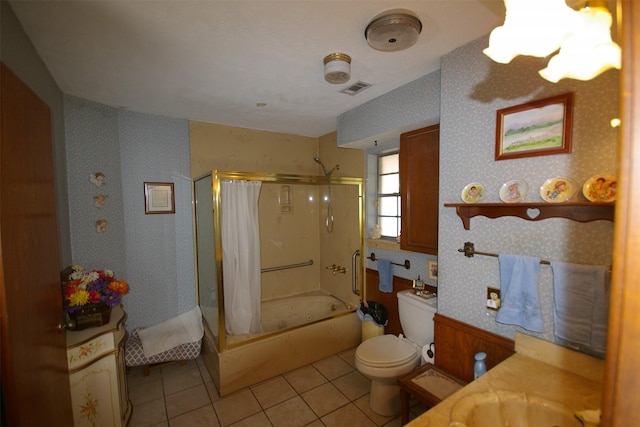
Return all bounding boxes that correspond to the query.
[449,390,581,427]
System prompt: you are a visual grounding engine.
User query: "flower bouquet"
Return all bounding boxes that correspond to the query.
[64,266,130,330]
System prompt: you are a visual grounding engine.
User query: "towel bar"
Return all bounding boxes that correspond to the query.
[367,252,411,269]
[261,259,313,273]
[458,242,611,271]
[458,242,551,265]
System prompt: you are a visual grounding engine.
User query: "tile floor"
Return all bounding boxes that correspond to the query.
[126,347,428,427]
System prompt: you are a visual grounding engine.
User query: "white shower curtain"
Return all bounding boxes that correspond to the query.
[221,180,263,335]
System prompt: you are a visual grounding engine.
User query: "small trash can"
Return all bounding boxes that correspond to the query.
[357,301,388,342]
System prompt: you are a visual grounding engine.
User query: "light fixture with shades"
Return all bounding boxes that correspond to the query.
[538,2,621,82]
[483,0,621,83]
[323,53,351,84]
[483,0,578,64]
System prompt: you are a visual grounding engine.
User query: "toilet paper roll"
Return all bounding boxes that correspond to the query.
[422,344,435,365]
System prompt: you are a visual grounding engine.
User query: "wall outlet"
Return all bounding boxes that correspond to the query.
[487,287,501,310]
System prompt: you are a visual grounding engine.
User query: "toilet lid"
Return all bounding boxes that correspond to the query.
[356,335,417,368]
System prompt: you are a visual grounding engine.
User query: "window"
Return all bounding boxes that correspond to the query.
[377,152,401,238]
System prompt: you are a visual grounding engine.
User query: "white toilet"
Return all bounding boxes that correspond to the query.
[355,289,437,416]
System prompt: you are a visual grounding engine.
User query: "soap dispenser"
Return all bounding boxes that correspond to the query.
[473,352,487,379]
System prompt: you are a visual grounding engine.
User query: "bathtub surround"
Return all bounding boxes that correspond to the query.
[194,169,364,394]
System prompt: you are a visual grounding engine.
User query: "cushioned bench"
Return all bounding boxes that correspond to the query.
[125,327,202,376]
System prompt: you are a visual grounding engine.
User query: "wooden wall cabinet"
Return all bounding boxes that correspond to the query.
[66,305,131,426]
[400,125,440,255]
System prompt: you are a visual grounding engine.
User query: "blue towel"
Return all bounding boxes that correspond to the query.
[377,259,393,293]
[496,254,543,332]
[551,261,610,356]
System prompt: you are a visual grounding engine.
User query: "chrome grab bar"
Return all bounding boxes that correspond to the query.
[261,259,313,273]
[351,249,361,296]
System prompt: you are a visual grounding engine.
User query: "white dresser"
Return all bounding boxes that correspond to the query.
[66,305,131,426]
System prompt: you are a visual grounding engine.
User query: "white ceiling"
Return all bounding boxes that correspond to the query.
[9,0,507,139]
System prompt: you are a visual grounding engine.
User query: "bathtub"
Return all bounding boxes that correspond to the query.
[201,292,361,395]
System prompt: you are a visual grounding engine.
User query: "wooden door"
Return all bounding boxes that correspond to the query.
[602,2,640,425]
[0,63,73,425]
[400,125,440,255]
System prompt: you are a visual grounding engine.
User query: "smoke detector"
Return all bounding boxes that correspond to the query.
[365,10,422,52]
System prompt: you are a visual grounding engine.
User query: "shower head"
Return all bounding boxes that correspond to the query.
[314,156,328,175]
[313,157,339,176]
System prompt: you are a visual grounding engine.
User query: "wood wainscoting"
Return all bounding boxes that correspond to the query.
[434,313,515,383]
[365,268,437,337]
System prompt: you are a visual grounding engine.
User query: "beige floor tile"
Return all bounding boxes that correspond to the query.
[197,358,214,383]
[162,360,205,396]
[301,382,349,417]
[129,375,165,405]
[127,364,163,387]
[305,421,325,427]
[205,380,221,403]
[169,405,220,427]
[128,397,167,426]
[165,384,212,419]
[331,370,371,401]
[228,411,273,427]
[284,365,327,394]
[353,395,395,426]
[313,355,354,380]
[264,396,318,427]
[381,416,402,426]
[320,403,376,427]
[338,347,357,368]
[251,376,297,409]
[213,388,263,426]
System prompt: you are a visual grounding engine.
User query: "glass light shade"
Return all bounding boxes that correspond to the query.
[483,0,579,63]
[539,7,621,82]
[324,53,351,84]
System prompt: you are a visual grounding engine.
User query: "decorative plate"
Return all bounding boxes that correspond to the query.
[461,182,485,203]
[539,176,577,203]
[499,180,529,203]
[582,174,617,202]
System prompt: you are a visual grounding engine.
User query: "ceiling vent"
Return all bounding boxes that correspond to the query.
[340,81,372,96]
[365,10,422,52]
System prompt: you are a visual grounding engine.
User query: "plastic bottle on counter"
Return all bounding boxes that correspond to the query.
[474,352,487,379]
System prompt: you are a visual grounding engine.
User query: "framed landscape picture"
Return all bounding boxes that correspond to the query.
[495,92,573,161]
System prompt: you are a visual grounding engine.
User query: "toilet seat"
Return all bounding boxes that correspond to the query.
[356,335,418,368]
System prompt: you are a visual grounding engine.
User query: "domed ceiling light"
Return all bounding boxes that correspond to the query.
[365,10,422,52]
[324,53,352,84]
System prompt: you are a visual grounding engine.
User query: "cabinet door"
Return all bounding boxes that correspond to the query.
[400,125,440,255]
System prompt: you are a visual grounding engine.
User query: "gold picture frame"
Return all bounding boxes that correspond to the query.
[144,182,175,214]
[495,92,573,161]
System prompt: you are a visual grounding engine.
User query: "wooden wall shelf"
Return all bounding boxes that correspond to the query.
[444,202,615,230]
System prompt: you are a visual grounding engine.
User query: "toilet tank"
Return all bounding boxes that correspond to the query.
[397,289,437,347]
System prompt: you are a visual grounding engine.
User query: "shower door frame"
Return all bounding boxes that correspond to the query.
[202,170,364,351]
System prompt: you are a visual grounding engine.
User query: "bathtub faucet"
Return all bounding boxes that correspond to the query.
[326,264,347,275]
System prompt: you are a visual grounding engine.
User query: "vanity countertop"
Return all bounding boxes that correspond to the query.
[408,332,605,426]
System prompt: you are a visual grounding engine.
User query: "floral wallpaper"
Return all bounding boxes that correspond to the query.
[437,35,618,346]
[64,96,195,331]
